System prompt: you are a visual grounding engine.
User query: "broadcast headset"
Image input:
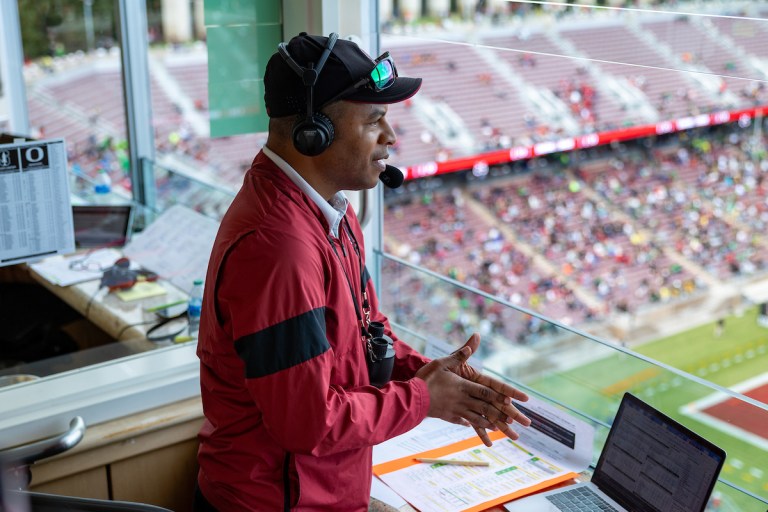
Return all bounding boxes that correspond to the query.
[277,33,339,156]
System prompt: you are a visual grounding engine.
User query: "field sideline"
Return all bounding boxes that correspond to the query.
[531,305,768,510]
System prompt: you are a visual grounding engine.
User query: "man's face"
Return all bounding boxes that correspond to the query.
[316,101,396,194]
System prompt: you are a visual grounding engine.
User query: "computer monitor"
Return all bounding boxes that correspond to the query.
[72,204,133,249]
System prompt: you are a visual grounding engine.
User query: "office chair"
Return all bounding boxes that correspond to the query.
[1,417,172,512]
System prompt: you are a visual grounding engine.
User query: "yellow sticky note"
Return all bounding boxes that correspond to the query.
[116,281,167,302]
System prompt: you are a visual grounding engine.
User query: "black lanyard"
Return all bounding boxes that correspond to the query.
[328,217,371,343]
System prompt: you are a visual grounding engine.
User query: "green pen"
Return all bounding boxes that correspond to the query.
[145,299,188,313]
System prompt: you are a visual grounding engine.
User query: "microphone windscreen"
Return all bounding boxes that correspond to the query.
[379,165,404,189]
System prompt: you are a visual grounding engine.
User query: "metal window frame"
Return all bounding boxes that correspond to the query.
[0,1,158,206]
[0,0,30,135]
[118,0,157,209]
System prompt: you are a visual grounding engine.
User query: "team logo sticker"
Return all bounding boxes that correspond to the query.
[0,149,19,172]
[20,145,49,170]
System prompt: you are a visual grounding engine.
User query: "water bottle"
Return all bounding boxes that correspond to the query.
[94,168,112,194]
[187,279,203,337]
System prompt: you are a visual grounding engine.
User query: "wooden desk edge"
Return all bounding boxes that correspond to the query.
[30,396,204,485]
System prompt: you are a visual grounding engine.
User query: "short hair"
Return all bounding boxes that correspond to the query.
[268,115,296,140]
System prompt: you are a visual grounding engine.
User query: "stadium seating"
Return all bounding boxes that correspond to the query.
[641,18,766,107]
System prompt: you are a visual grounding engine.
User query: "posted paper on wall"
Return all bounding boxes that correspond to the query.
[0,139,75,266]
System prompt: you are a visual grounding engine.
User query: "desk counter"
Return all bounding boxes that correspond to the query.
[27,263,188,344]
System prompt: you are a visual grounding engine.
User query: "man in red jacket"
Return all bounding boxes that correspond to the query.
[195,33,531,511]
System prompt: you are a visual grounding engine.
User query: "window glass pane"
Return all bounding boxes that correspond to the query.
[20,0,131,200]
[381,254,768,511]
[380,1,768,324]
[145,0,267,213]
[378,3,768,509]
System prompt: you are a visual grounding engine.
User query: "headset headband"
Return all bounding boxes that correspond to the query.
[278,33,339,119]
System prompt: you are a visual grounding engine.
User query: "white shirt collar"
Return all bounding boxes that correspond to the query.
[262,146,348,237]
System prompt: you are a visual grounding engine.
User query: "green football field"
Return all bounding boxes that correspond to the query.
[530,305,768,511]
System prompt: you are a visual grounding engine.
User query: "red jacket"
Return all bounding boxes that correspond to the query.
[197,152,430,511]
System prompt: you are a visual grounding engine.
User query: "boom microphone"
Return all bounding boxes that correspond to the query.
[379,164,404,189]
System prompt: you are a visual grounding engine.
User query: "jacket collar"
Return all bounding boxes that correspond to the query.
[261,146,348,237]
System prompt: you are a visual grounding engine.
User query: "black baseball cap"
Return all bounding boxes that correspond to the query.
[264,33,422,118]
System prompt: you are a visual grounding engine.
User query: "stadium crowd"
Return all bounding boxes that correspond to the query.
[384,124,768,339]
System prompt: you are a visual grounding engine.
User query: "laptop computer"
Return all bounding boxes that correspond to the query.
[72,204,134,249]
[505,393,726,512]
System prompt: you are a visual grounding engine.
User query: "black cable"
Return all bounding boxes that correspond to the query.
[114,319,157,341]
[83,284,103,319]
[83,280,145,338]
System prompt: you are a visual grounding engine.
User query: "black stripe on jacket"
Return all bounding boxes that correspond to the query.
[234,307,329,378]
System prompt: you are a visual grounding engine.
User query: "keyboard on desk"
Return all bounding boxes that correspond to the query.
[545,486,620,512]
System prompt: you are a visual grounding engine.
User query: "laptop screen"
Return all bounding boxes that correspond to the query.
[592,393,726,512]
[72,205,133,249]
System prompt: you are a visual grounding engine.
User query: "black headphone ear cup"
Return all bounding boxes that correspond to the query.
[292,112,335,156]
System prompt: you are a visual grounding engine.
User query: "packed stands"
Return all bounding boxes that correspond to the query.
[384,185,595,322]
[472,167,701,312]
[384,121,768,329]
[581,133,768,281]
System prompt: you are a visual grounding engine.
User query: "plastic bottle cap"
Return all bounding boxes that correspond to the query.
[194,279,203,285]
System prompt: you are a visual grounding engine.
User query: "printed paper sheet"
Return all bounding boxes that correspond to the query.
[373,396,594,512]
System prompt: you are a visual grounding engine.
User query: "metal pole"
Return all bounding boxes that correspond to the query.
[0,0,30,135]
[83,0,95,51]
[117,0,157,208]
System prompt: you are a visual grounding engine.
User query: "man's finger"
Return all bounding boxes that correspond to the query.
[444,343,472,370]
[473,373,530,403]
[462,410,495,430]
[494,419,521,441]
[483,400,532,427]
[474,426,492,447]
[448,334,480,364]
[463,381,532,427]
[462,333,480,354]
[488,401,532,427]
[507,407,532,427]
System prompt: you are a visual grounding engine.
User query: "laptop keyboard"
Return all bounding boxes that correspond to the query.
[545,486,620,511]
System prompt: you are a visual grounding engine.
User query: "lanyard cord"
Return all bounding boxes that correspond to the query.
[327,217,370,339]
[343,217,369,309]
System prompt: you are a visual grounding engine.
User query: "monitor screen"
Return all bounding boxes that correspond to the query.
[72,205,133,249]
[593,393,726,512]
